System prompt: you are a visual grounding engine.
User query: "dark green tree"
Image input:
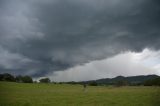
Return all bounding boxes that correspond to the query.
[144,77,160,86]
[21,76,33,83]
[15,75,23,82]
[89,81,98,86]
[0,73,15,82]
[0,74,3,81]
[39,78,51,83]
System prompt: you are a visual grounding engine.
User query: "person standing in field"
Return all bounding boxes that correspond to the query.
[83,83,87,92]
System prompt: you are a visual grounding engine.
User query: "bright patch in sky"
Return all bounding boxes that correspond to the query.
[49,49,160,82]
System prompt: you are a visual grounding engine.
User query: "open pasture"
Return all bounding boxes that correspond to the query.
[0,82,160,106]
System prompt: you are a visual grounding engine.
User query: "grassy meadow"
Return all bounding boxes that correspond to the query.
[0,81,160,106]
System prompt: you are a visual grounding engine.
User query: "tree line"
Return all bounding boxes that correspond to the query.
[0,73,160,86]
[0,73,51,83]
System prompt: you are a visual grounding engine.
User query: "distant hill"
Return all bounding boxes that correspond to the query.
[80,75,160,85]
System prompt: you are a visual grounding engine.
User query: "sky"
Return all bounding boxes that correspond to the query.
[0,0,160,81]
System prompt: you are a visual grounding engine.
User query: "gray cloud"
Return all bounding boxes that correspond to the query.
[0,0,160,78]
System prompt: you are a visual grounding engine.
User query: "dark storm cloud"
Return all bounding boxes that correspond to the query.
[0,0,160,77]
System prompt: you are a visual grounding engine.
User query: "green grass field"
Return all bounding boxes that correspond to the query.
[0,82,160,106]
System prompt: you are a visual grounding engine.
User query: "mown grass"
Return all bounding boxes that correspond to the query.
[0,81,160,106]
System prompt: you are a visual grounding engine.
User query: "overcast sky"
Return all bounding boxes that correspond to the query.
[0,0,160,81]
